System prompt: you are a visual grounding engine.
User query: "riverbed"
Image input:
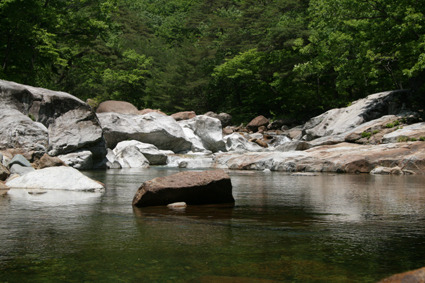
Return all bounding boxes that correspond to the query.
[1,168,424,282]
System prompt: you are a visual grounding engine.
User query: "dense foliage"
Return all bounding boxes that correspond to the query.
[1,0,424,122]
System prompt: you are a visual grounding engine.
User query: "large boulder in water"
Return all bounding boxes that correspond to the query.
[97,112,192,153]
[6,166,105,192]
[0,79,106,168]
[132,170,235,207]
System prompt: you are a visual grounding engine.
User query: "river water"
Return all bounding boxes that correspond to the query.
[1,168,424,282]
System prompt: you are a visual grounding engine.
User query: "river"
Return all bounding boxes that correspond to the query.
[1,168,424,282]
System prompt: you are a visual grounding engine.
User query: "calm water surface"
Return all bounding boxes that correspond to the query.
[1,168,425,282]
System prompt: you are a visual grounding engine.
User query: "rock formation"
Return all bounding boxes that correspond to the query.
[132,170,234,207]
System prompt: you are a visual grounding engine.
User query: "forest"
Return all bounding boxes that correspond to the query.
[1,0,425,123]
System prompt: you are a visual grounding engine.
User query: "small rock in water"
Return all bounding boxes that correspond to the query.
[167,202,187,209]
[291,172,318,176]
[263,169,271,173]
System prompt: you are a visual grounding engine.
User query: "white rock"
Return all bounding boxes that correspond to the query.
[182,115,226,152]
[6,166,105,192]
[58,150,93,170]
[302,91,405,140]
[97,112,192,153]
[382,122,425,143]
[178,122,208,152]
[113,140,167,165]
[166,153,214,168]
[113,143,149,168]
[224,133,263,152]
[48,108,104,156]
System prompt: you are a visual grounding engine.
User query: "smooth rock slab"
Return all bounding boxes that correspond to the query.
[382,122,425,143]
[6,166,105,192]
[132,170,234,207]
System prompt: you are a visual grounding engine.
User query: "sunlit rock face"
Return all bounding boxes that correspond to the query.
[0,79,106,169]
[6,166,105,192]
[97,111,192,153]
[302,90,407,141]
[178,115,226,153]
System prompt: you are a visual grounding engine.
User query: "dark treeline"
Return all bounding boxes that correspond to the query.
[1,0,425,123]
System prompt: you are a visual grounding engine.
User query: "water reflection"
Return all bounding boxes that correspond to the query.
[0,168,424,282]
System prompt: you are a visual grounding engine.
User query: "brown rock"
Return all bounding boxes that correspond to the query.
[285,126,303,140]
[35,153,66,169]
[247,115,269,132]
[0,163,10,181]
[96,100,139,115]
[138,108,166,116]
[254,139,268,148]
[258,125,267,133]
[132,170,235,207]
[171,111,196,121]
[204,112,233,127]
[222,127,234,136]
[378,266,425,283]
[0,181,9,196]
[215,141,425,174]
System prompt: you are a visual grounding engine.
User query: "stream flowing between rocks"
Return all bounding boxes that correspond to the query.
[1,168,425,282]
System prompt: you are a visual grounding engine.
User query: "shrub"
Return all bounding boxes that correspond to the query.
[361,131,372,139]
[385,120,401,128]
[397,136,410,142]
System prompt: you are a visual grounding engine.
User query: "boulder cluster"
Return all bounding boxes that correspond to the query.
[1,79,425,183]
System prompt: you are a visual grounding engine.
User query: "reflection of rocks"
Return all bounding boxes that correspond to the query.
[0,181,9,195]
[378,266,425,283]
[132,170,234,207]
[133,203,234,219]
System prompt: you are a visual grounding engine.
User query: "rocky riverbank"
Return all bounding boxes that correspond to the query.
[1,79,425,183]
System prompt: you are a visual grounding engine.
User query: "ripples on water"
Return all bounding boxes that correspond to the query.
[1,168,424,282]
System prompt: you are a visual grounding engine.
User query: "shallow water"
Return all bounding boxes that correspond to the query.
[1,168,425,282]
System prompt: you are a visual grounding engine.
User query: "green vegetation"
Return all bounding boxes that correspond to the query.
[397,136,410,142]
[396,135,421,142]
[361,131,372,139]
[385,120,401,128]
[1,0,425,122]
